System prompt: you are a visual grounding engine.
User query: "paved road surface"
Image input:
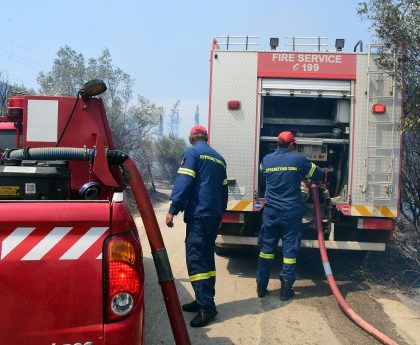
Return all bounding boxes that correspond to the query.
[133,188,419,345]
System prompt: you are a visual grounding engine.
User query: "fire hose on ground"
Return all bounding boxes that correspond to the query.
[311,184,399,345]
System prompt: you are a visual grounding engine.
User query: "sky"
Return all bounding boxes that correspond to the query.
[0,0,374,139]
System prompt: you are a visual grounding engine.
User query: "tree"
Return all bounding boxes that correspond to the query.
[120,95,163,181]
[86,48,134,125]
[155,134,187,182]
[159,114,164,139]
[38,47,135,148]
[37,46,161,168]
[37,46,86,96]
[358,0,420,131]
[168,100,180,136]
[0,73,10,116]
[11,83,36,96]
[1,73,36,115]
[401,133,420,226]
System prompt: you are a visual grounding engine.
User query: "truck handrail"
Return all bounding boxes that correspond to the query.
[216,35,259,50]
[285,36,328,51]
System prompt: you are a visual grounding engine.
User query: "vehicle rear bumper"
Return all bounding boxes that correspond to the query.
[104,301,145,345]
[216,234,386,251]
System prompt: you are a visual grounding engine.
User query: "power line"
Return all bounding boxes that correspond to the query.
[0,47,47,70]
[0,35,50,60]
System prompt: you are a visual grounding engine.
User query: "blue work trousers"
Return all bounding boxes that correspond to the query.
[256,209,302,287]
[185,216,221,310]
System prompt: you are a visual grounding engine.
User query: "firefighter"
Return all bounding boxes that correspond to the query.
[165,125,228,327]
[256,131,323,300]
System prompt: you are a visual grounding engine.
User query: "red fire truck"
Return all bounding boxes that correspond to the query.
[0,82,145,345]
[208,36,402,252]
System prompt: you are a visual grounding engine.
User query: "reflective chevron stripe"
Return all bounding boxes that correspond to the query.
[351,205,396,218]
[228,200,253,211]
[0,226,109,261]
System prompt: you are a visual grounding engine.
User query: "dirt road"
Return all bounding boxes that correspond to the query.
[133,188,420,345]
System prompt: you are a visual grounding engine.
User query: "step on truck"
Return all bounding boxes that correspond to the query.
[208,36,402,252]
[0,81,145,345]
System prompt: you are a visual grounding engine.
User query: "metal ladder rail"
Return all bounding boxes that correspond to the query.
[364,44,397,201]
[365,71,395,200]
[370,48,398,200]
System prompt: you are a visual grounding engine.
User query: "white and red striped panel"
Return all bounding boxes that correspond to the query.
[0,226,109,261]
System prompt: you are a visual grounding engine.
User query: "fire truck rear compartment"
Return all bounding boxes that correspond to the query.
[258,94,351,200]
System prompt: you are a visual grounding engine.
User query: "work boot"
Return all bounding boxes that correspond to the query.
[280,279,295,301]
[182,300,199,312]
[190,308,218,327]
[257,283,267,298]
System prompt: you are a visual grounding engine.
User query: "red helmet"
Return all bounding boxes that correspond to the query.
[190,125,208,136]
[277,131,296,144]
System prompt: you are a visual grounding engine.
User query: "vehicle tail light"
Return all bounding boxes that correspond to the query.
[357,218,395,230]
[222,212,244,224]
[105,232,143,322]
[372,103,386,114]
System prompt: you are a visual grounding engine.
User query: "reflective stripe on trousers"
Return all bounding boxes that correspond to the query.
[189,271,216,282]
[186,217,220,309]
[256,210,302,286]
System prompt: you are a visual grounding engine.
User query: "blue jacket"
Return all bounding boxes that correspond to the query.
[169,141,228,219]
[261,148,323,219]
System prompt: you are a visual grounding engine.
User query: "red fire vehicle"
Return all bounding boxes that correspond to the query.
[0,81,145,345]
[209,36,402,252]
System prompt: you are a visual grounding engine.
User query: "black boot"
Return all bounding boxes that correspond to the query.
[257,283,267,298]
[190,308,218,327]
[182,300,199,312]
[280,279,295,301]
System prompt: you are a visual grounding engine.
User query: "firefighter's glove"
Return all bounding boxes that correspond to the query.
[166,212,174,228]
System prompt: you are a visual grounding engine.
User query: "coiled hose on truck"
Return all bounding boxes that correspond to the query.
[5,147,128,164]
[311,184,399,345]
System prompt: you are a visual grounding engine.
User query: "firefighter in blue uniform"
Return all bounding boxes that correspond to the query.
[166,125,228,327]
[256,131,323,300]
